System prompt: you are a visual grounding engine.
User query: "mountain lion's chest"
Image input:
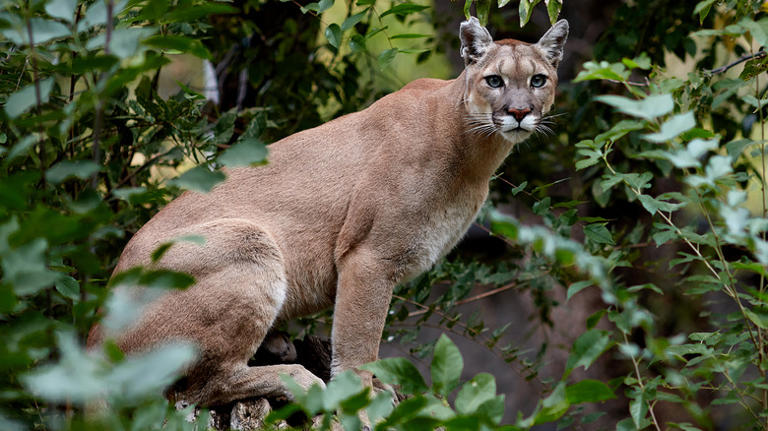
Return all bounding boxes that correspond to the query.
[400,191,485,281]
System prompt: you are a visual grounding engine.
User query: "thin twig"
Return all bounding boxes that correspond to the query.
[407,282,518,317]
[606,78,649,87]
[92,0,114,189]
[707,50,767,75]
[623,332,662,431]
[26,10,46,184]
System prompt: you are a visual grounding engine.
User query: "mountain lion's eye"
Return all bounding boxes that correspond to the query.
[531,74,547,88]
[485,75,504,88]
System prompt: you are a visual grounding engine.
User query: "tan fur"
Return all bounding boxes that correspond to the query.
[87,18,568,406]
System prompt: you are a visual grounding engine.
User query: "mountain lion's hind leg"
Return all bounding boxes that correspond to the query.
[118,219,324,406]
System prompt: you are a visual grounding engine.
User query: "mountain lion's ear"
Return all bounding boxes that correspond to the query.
[534,19,569,68]
[460,17,493,66]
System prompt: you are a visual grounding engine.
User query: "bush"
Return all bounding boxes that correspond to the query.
[3,0,768,430]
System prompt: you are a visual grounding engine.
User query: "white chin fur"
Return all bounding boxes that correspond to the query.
[499,129,532,143]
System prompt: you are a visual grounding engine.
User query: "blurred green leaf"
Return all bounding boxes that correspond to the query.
[583,223,614,245]
[342,11,366,31]
[595,94,674,120]
[565,329,612,376]
[218,138,268,167]
[143,35,212,59]
[476,0,491,26]
[546,0,561,24]
[301,0,334,14]
[567,281,592,300]
[45,0,78,22]
[54,276,80,301]
[533,382,569,424]
[325,23,342,48]
[170,166,226,193]
[5,78,54,118]
[46,160,100,184]
[361,358,427,395]
[642,112,696,143]
[431,334,463,396]
[378,48,397,68]
[455,373,496,415]
[565,379,616,404]
[1,18,69,45]
[380,3,429,18]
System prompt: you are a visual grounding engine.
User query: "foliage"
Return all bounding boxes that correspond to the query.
[272,334,613,431]
[5,0,768,430]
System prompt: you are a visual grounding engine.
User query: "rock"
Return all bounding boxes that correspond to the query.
[230,398,272,431]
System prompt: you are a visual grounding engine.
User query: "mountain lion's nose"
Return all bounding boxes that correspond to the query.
[507,107,531,122]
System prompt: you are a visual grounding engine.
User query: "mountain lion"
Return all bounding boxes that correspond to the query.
[87,17,569,406]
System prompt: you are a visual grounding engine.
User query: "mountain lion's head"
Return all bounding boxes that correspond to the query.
[460,17,569,144]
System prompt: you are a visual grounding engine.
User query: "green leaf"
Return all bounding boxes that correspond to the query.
[489,211,518,240]
[323,370,364,411]
[567,281,592,300]
[378,48,397,69]
[666,138,719,168]
[595,94,674,120]
[217,138,268,167]
[565,329,612,376]
[301,0,334,14]
[630,394,648,428]
[509,181,527,195]
[627,283,663,294]
[637,194,685,216]
[1,18,69,45]
[575,148,602,170]
[573,60,629,82]
[79,0,127,30]
[693,0,716,24]
[170,166,226,193]
[565,379,616,404]
[586,309,606,329]
[383,396,429,424]
[367,391,395,424]
[455,373,497,415]
[642,112,696,143]
[534,382,569,424]
[583,223,614,245]
[622,53,651,70]
[389,33,430,39]
[2,237,59,296]
[55,276,80,301]
[162,2,237,22]
[325,23,342,48]
[476,0,491,26]
[361,358,427,395]
[546,0,561,24]
[45,0,78,22]
[5,77,54,118]
[519,0,541,27]
[380,3,429,18]
[745,309,768,329]
[140,269,195,290]
[739,56,768,81]
[349,34,366,52]
[740,17,768,49]
[138,0,170,20]
[431,334,463,396]
[143,35,212,59]
[341,11,366,31]
[46,160,100,184]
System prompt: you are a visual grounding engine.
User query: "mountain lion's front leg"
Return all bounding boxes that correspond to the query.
[330,247,397,387]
